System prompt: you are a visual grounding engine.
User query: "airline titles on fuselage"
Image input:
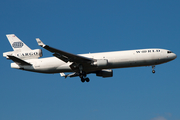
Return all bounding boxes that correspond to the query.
[136,49,161,53]
[16,52,39,57]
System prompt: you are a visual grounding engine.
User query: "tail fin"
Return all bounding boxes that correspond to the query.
[6,34,31,52]
[3,34,43,60]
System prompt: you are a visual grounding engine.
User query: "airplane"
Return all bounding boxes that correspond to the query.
[3,34,177,82]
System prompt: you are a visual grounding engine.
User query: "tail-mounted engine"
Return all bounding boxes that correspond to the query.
[3,49,43,60]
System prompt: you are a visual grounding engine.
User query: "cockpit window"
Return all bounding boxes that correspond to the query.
[167,51,172,53]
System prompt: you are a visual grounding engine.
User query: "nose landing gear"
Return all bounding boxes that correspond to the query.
[152,66,155,73]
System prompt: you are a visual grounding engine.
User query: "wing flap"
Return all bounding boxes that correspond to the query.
[7,55,32,66]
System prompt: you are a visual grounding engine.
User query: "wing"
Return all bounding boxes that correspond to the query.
[7,55,32,66]
[60,72,79,78]
[36,38,94,63]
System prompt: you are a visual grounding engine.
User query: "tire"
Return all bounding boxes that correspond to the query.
[81,78,85,83]
[85,78,90,82]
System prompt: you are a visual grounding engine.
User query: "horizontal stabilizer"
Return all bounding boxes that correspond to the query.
[7,55,32,66]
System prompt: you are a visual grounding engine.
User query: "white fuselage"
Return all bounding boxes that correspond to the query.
[11,48,177,73]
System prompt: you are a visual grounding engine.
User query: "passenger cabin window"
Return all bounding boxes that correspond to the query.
[167,51,172,53]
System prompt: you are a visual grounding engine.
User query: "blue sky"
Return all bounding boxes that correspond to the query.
[0,0,180,120]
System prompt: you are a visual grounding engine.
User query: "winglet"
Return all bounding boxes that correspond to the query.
[36,38,46,47]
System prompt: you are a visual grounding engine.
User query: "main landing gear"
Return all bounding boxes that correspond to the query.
[152,66,155,74]
[79,71,90,83]
[77,64,90,83]
[81,77,90,83]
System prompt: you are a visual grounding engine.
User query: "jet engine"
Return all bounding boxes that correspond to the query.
[93,59,108,67]
[96,69,113,78]
[3,49,43,60]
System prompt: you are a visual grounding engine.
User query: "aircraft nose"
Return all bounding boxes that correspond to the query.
[166,51,177,61]
[170,53,177,60]
[173,53,177,59]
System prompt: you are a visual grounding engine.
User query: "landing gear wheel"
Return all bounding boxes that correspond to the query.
[81,78,85,83]
[85,78,90,82]
[152,66,155,74]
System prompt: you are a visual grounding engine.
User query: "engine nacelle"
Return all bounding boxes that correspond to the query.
[3,49,43,60]
[96,69,113,78]
[93,59,108,67]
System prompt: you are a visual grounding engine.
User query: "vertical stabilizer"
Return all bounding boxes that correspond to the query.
[6,34,31,51]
